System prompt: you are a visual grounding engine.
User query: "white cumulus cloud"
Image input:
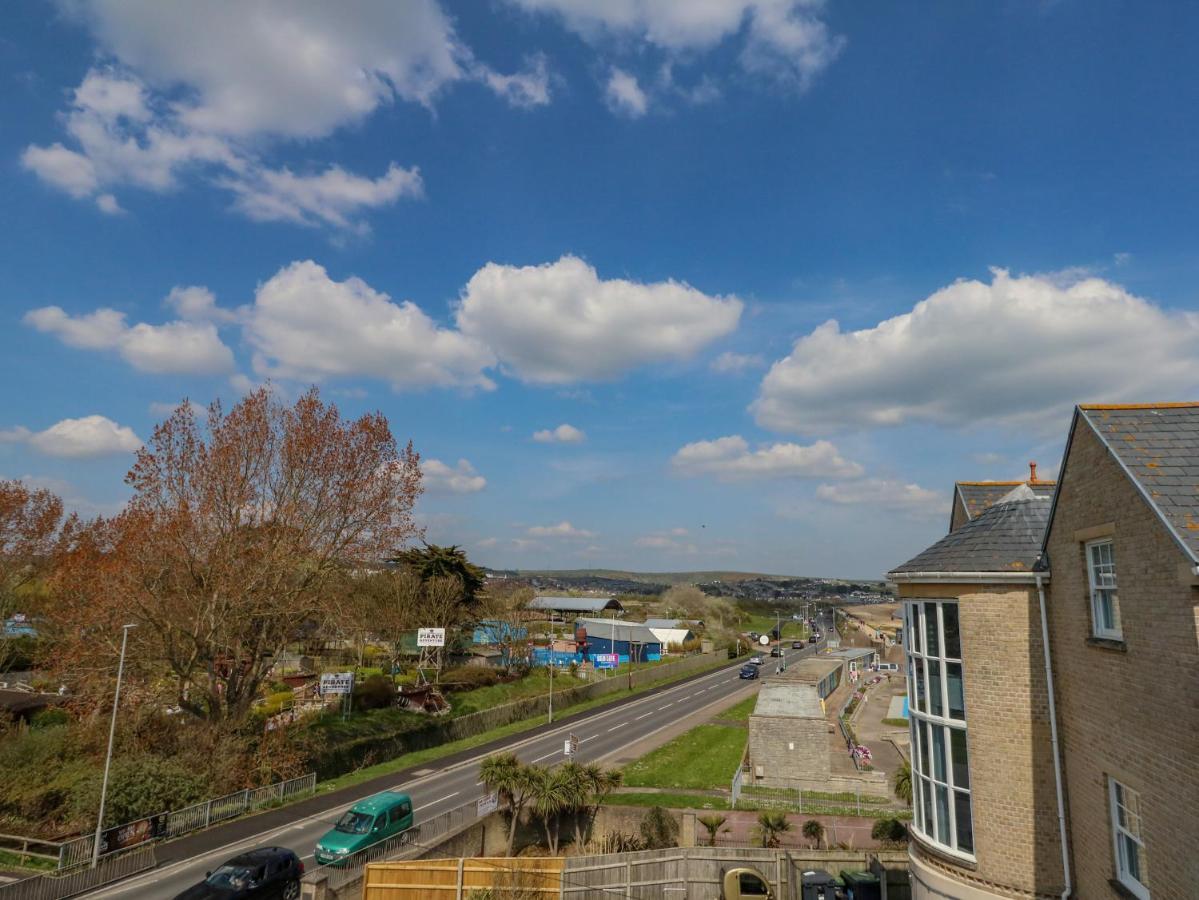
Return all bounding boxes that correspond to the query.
[755,268,1199,434]
[533,424,587,444]
[527,521,595,538]
[0,415,142,459]
[456,255,742,384]
[422,458,487,494]
[246,260,495,391]
[815,478,943,519]
[23,3,541,229]
[671,435,863,480]
[24,302,235,375]
[605,68,648,117]
[510,0,844,91]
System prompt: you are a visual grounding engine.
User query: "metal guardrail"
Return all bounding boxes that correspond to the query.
[0,846,155,900]
[55,773,316,868]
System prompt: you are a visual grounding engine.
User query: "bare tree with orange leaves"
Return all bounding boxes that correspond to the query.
[49,387,423,722]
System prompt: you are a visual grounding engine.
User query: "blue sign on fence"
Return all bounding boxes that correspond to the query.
[593,653,618,669]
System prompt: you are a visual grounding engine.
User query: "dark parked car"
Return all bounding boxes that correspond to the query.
[174,847,303,900]
[739,664,760,680]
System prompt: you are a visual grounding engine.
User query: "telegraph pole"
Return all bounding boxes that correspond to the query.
[93,624,136,867]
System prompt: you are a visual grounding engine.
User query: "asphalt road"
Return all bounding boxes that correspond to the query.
[88,621,830,898]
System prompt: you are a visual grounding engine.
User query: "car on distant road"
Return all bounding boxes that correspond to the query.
[174,847,302,899]
[807,634,818,644]
[739,664,760,680]
[314,791,414,867]
[791,641,804,649]
[770,647,783,657]
[748,655,764,666]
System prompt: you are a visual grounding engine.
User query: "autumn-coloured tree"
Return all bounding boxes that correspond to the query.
[0,480,63,668]
[479,580,535,673]
[49,388,422,721]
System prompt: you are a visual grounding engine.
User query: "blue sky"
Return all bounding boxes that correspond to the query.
[2,1,1198,578]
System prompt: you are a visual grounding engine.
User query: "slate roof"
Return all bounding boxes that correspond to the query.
[529,596,624,614]
[955,480,1055,522]
[1077,404,1199,561]
[891,486,1051,576]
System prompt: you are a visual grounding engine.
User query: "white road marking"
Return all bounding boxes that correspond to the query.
[657,703,673,710]
[606,722,627,732]
[415,792,459,811]
[634,712,652,721]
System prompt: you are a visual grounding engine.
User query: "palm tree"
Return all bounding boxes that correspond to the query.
[572,763,623,848]
[893,759,912,804]
[479,752,534,856]
[753,811,792,848]
[801,819,824,849]
[697,814,728,847]
[527,765,576,854]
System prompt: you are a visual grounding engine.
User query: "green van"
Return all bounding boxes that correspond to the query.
[314,791,414,866]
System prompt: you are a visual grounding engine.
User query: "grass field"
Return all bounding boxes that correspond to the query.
[623,721,747,791]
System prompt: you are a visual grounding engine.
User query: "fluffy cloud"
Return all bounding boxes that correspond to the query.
[755,269,1199,434]
[24,4,544,228]
[24,303,235,375]
[815,478,943,519]
[457,255,742,384]
[1,415,141,459]
[533,424,587,444]
[527,521,595,538]
[510,0,843,91]
[672,435,862,481]
[221,163,423,232]
[422,458,487,494]
[165,286,239,323]
[246,260,495,391]
[710,351,764,374]
[605,68,648,117]
[635,530,698,554]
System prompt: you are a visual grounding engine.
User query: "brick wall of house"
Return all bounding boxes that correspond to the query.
[747,713,830,785]
[1043,420,1199,899]
[897,582,1065,899]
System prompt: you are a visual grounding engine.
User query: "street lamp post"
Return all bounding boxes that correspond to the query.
[548,614,555,724]
[93,623,136,868]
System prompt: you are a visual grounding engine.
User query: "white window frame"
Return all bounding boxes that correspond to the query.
[1109,778,1150,899]
[1086,539,1122,640]
[903,600,974,862]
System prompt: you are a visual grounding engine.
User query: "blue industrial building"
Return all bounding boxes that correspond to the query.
[472,619,528,645]
[574,618,662,664]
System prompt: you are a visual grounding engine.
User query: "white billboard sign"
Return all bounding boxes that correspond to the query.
[477,793,499,816]
[417,627,446,647]
[320,672,354,695]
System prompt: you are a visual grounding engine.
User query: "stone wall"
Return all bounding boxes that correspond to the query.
[1044,419,1199,900]
[747,713,831,786]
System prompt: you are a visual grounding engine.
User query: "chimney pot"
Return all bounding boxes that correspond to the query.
[1029,461,1038,483]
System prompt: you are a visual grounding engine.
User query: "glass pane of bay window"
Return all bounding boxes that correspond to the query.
[954,790,974,853]
[923,602,939,656]
[950,727,970,789]
[913,657,926,713]
[928,659,944,717]
[931,723,947,782]
[935,784,951,844]
[942,603,961,659]
[947,662,965,719]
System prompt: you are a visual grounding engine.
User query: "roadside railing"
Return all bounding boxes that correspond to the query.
[0,845,155,900]
[55,772,316,868]
[0,834,61,869]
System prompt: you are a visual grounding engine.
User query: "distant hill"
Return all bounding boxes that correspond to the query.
[484,568,887,600]
[506,568,799,586]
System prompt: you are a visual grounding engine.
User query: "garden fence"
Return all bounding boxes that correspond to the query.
[55,772,316,868]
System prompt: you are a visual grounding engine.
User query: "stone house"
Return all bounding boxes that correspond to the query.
[888,403,1199,899]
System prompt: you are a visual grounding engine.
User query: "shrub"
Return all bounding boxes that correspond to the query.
[353,674,397,711]
[892,760,912,803]
[440,666,504,692]
[69,755,208,826]
[638,806,679,849]
[802,819,824,849]
[589,830,644,854]
[871,816,908,847]
[29,707,71,729]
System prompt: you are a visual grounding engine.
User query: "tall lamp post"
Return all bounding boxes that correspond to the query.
[93,623,136,867]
